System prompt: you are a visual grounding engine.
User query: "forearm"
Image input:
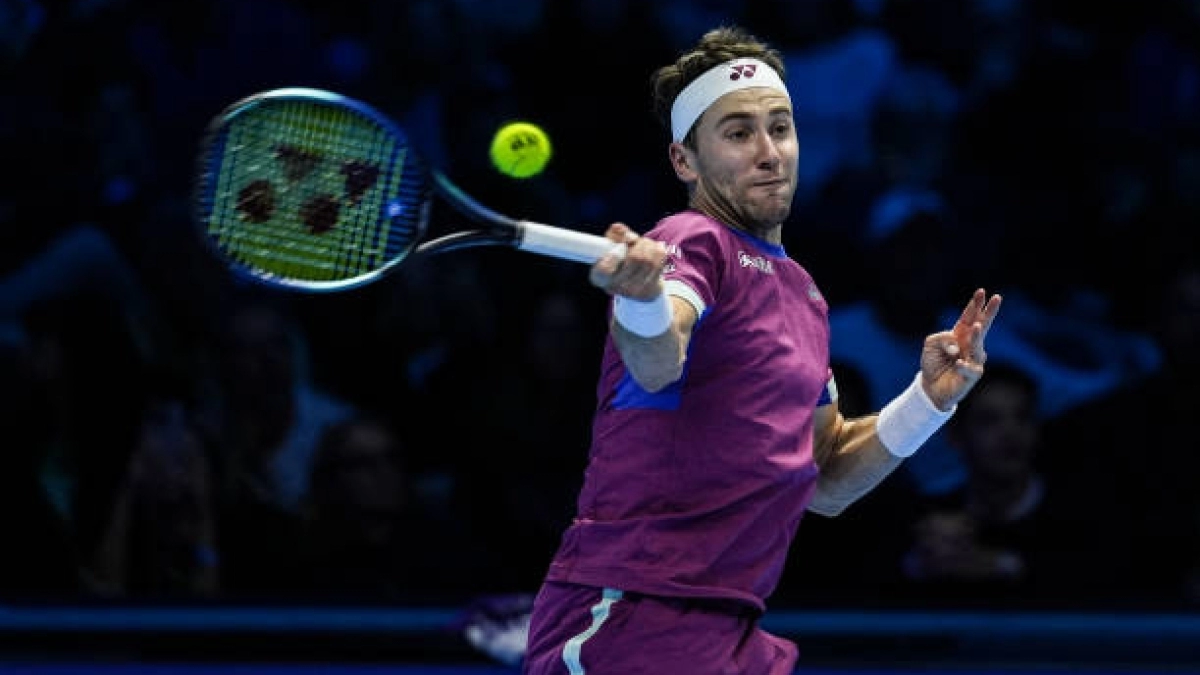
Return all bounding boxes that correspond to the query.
[810,373,954,516]
[611,294,694,392]
[809,415,904,516]
[611,319,687,392]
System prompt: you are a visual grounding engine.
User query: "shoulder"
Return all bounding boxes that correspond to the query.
[647,212,739,269]
[648,210,730,243]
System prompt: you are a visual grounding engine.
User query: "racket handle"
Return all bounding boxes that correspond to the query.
[517,221,626,264]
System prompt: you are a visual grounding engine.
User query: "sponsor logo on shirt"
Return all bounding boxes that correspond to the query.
[661,241,681,274]
[738,250,774,275]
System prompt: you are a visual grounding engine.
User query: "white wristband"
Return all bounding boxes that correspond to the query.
[613,293,673,338]
[876,372,955,458]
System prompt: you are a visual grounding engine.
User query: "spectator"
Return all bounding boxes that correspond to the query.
[899,361,1129,608]
[209,295,357,597]
[1042,258,1200,607]
[827,187,971,496]
[86,384,219,599]
[460,285,605,590]
[300,415,485,603]
[0,330,80,598]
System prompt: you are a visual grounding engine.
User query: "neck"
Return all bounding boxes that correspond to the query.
[690,198,782,245]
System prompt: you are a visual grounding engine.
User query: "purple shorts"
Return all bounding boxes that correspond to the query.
[523,581,798,675]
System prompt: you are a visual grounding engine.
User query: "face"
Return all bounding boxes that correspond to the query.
[225,305,297,407]
[951,380,1038,483]
[326,423,405,516]
[319,422,406,545]
[673,88,798,239]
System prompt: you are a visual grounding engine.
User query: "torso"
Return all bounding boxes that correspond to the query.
[546,210,831,610]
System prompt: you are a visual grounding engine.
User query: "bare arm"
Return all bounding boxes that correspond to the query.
[590,223,697,391]
[610,296,697,391]
[810,289,1003,516]
[808,406,903,516]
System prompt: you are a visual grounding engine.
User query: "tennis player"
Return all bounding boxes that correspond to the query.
[522,25,1002,675]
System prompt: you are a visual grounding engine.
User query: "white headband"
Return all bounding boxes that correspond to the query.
[669,58,790,142]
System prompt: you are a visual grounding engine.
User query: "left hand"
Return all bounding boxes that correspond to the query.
[920,288,1003,410]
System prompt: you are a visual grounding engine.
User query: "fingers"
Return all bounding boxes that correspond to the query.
[961,292,1001,359]
[955,288,985,326]
[591,223,667,299]
[954,356,985,381]
[955,289,1003,341]
[943,340,960,358]
[970,321,987,363]
[978,292,1002,341]
[933,324,984,369]
[935,335,984,383]
[591,223,635,286]
[603,222,633,242]
[950,321,987,365]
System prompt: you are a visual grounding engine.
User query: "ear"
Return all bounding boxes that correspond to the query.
[669,142,699,183]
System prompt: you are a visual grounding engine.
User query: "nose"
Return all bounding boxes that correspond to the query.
[755,132,782,168]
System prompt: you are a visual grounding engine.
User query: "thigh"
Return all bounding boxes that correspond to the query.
[523,583,797,675]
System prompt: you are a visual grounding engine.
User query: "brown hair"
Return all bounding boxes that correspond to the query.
[649,25,788,147]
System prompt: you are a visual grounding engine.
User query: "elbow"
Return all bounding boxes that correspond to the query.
[625,352,685,392]
[632,364,684,392]
[807,495,848,518]
[807,483,852,517]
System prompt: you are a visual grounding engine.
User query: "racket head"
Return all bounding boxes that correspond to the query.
[193,87,432,292]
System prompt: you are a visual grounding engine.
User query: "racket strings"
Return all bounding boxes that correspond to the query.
[202,99,426,286]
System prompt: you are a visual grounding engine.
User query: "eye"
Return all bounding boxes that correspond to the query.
[727,127,751,142]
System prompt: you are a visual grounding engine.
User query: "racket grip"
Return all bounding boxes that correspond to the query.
[517,221,626,264]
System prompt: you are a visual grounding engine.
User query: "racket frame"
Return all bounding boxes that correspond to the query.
[194,87,622,294]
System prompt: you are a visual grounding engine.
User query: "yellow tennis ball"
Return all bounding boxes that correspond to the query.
[489,121,552,179]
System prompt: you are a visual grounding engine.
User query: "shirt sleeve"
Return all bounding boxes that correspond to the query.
[816,368,838,407]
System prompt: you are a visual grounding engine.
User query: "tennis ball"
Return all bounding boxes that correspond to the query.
[489,121,552,179]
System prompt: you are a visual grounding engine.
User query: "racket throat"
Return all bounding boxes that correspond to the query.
[415,227,519,255]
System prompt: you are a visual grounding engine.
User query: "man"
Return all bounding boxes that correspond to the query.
[900,361,1122,607]
[523,25,1002,674]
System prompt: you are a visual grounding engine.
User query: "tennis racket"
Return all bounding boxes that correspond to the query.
[192,87,623,292]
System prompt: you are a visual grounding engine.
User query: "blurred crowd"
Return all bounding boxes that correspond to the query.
[1,0,1197,612]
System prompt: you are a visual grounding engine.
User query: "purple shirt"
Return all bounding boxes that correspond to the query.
[546,211,831,611]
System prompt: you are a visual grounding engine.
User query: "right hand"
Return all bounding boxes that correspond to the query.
[589,223,668,300]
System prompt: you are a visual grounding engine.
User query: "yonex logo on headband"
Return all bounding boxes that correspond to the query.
[729,63,757,80]
[670,58,790,142]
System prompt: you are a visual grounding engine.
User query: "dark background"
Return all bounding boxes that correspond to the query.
[1,0,1198,670]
